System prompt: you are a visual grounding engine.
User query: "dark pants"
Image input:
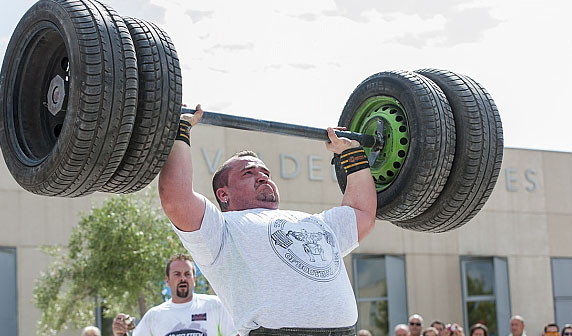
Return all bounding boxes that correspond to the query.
[249,326,356,336]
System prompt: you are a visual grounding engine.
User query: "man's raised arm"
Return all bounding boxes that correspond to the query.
[326,127,377,242]
[159,104,205,232]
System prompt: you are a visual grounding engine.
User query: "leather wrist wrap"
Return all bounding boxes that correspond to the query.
[340,146,369,175]
[175,119,191,146]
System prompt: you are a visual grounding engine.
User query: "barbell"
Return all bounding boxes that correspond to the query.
[0,0,503,232]
[181,107,385,165]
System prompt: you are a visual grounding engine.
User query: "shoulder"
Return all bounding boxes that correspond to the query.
[144,300,171,315]
[194,293,224,308]
[319,206,355,220]
[194,293,222,303]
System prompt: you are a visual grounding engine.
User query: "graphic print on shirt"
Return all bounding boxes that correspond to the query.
[269,213,341,282]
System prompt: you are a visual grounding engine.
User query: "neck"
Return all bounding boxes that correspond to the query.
[172,292,193,304]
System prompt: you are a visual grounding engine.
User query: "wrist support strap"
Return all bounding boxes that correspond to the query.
[340,146,369,175]
[175,119,192,146]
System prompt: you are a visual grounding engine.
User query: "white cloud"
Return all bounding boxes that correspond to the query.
[105,0,167,23]
[1,0,570,152]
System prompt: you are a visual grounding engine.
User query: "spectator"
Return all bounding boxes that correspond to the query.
[395,324,410,336]
[81,326,101,336]
[543,323,559,336]
[358,330,373,336]
[561,324,572,336]
[431,321,445,336]
[469,323,489,336]
[409,314,424,336]
[509,315,527,336]
[444,323,465,336]
[112,254,234,336]
[423,327,440,336]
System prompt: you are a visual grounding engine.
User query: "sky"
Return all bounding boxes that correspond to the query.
[1,0,571,153]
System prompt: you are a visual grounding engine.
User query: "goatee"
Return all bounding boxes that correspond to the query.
[176,288,189,298]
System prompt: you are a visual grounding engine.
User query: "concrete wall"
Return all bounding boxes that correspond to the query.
[1,125,571,335]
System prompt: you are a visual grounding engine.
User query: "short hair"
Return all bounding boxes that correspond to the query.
[409,314,424,324]
[358,330,373,336]
[81,326,101,336]
[510,315,525,323]
[395,324,410,333]
[470,323,489,336]
[544,323,559,333]
[423,327,440,336]
[431,321,445,328]
[165,253,195,277]
[212,150,259,208]
[561,324,572,336]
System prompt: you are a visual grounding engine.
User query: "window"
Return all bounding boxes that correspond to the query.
[461,257,510,336]
[0,247,17,336]
[353,255,407,336]
[551,258,572,326]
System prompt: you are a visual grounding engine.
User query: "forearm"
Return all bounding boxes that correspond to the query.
[159,140,205,232]
[341,163,377,241]
[324,128,377,240]
[341,168,376,211]
[159,140,195,191]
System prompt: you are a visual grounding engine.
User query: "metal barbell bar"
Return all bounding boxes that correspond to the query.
[182,107,384,151]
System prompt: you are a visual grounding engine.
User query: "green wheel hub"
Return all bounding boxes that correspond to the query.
[349,96,410,191]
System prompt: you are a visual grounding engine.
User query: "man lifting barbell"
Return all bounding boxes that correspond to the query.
[158,104,377,335]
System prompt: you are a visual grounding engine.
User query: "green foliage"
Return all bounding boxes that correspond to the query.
[33,189,212,335]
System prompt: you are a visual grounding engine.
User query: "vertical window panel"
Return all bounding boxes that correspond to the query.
[354,255,406,336]
[551,258,572,327]
[467,301,498,335]
[465,261,494,296]
[356,257,387,298]
[0,247,17,336]
[461,256,509,336]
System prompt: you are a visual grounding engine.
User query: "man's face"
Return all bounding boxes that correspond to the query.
[409,319,423,336]
[433,324,444,335]
[544,326,558,336]
[166,260,195,303]
[510,319,524,336]
[396,329,408,336]
[220,157,280,211]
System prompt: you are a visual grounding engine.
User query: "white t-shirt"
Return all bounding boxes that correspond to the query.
[133,294,235,336]
[173,197,360,336]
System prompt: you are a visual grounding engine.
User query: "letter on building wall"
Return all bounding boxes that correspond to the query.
[201,148,222,174]
[308,155,323,181]
[281,154,300,179]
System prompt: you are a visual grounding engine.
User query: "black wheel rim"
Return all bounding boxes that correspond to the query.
[9,22,69,166]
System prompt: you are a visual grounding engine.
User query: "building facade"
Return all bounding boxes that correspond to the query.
[1,125,571,336]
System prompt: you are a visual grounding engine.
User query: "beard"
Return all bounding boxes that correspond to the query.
[256,192,276,202]
[256,184,277,202]
[175,283,190,298]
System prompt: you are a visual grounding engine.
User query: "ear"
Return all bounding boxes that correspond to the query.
[215,187,228,203]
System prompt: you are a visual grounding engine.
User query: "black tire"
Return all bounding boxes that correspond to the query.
[101,17,182,194]
[0,0,137,197]
[336,70,456,222]
[398,69,503,232]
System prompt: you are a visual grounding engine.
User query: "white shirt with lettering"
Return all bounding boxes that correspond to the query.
[133,294,235,336]
[172,197,359,335]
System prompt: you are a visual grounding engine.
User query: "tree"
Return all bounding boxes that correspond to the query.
[33,189,212,335]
